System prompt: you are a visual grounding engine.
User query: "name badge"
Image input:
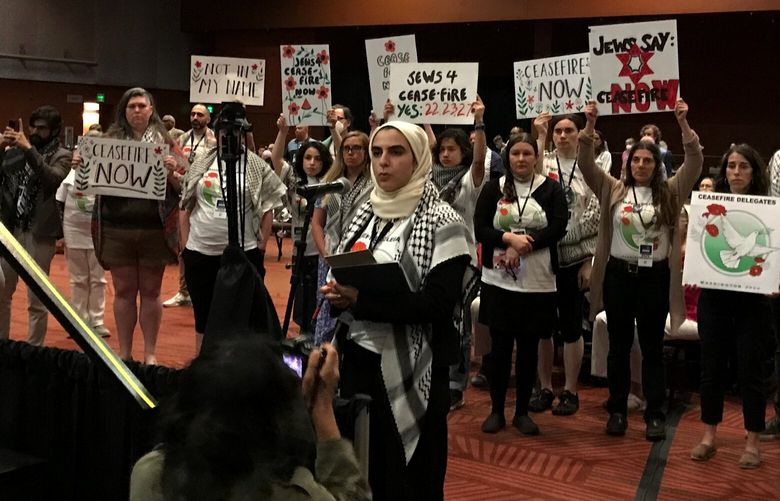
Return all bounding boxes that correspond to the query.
[514,228,527,235]
[638,244,653,268]
[212,199,228,219]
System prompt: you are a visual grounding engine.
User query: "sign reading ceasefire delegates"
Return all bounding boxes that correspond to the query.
[74,136,169,201]
[683,191,780,295]
[365,35,418,115]
[588,20,679,116]
[514,53,591,119]
[389,63,479,124]
[280,44,332,126]
[190,55,265,106]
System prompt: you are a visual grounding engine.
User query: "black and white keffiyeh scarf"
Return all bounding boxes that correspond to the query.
[323,173,372,254]
[13,138,62,230]
[338,180,471,463]
[431,162,469,204]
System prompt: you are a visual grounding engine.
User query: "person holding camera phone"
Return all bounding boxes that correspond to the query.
[474,132,568,436]
[0,107,70,346]
[130,340,371,500]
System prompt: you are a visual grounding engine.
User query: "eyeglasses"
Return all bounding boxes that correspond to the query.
[344,145,364,154]
[30,123,50,131]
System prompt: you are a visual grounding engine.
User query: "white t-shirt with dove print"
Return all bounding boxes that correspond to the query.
[610,186,670,262]
[481,174,556,293]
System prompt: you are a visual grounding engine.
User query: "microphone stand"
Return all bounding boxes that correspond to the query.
[216,124,241,247]
[281,192,318,338]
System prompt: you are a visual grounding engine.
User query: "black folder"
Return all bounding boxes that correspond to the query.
[326,251,412,295]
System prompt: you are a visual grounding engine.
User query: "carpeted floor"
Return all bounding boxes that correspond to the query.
[5,241,779,500]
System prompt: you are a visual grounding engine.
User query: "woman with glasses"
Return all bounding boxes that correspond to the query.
[311,122,373,343]
[474,132,568,435]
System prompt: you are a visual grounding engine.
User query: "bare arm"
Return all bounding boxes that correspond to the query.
[271,114,289,177]
[179,209,190,250]
[311,206,328,257]
[470,95,486,187]
[668,99,703,197]
[533,112,551,175]
[579,101,613,199]
[259,210,273,251]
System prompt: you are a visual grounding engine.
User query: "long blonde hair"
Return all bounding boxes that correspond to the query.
[322,131,370,204]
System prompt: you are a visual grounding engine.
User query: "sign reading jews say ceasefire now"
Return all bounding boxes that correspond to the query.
[514,53,591,119]
[190,55,266,106]
[683,191,780,295]
[365,35,418,115]
[588,19,679,116]
[280,44,332,127]
[389,62,479,125]
[75,136,169,201]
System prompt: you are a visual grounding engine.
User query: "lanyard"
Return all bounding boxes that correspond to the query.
[514,175,536,224]
[188,132,206,163]
[369,218,395,252]
[631,185,655,230]
[555,154,578,191]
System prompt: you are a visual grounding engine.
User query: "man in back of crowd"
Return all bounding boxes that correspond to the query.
[640,124,674,178]
[286,124,310,165]
[162,114,185,141]
[164,104,217,308]
[0,106,70,345]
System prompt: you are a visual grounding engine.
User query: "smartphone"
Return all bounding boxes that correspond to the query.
[282,352,304,378]
[7,119,18,131]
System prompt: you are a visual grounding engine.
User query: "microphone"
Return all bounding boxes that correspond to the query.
[296,177,352,198]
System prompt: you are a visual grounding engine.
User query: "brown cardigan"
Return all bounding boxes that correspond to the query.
[577,130,703,333]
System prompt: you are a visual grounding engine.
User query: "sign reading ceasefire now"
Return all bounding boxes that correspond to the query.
[75,136,169,200]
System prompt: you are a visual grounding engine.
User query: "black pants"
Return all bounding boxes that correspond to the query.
[339,340,449,501]
[771,296,780,415]
[545,263,585,343]
[482,289,556,417]
[293,254,319,334]
[698,289,770,432]
[603,259,669,421]
[182,247,265,334]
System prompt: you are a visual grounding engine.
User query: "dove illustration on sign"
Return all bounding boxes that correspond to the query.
[718,214,777,269]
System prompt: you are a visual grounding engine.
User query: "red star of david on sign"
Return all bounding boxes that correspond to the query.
[616,43,654,86]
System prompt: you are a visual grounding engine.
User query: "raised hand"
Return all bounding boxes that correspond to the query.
[533,112,552,138]
[276,113,289,131]
[583,100,598,134]
[472,95,485,123]
[674,99,689,123]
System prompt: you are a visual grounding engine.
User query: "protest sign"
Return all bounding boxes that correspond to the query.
[365,35,418,115]
[514,53,591,119]
[588,20,679,116]
[683,191,780,294]
[388,63,478,124]
[280,44,332,126]
[74,136,169,200]
[190,55,265,106]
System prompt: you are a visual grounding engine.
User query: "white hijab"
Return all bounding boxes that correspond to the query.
[369,121,432,219]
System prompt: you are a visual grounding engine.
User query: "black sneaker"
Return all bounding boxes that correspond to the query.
[449,390,465,411]
[760,416,780,441]
[528,388,555,413]
[512,414,540,435]
[470,373,488,389]
[552,390,579,416]
[481,413,506,434]
[606,413,627,436]
[645,418,666,442]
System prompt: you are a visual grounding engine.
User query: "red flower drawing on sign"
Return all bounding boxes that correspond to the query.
[251,63,258,71]
[288,102,300,116]
[565,100,574,110]
[385,40,396,53]
[284,76,296,91]
[154,147,162,155]
[282,45,295,58]
[315,86,329,99]
[749,265,763,277]
[316,50,330,65]
[527,95,535,104]
[195,60,202,68]
[704,224,719,237]
[616,43,655,86]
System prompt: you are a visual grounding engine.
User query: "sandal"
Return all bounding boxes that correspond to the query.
[689,443,717,461]
[738,450,761,469]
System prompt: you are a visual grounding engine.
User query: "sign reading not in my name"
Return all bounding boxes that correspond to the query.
[75,136,168,200]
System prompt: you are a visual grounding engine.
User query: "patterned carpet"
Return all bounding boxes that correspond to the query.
[6,244,780,500]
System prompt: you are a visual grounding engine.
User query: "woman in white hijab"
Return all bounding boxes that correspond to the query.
[322,121,473,501]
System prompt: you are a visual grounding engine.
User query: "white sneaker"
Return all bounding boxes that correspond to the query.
[92,324,111,338]
[163,292,192,308]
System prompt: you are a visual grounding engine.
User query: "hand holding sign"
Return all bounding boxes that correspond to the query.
[583,100,599,135]
[276,113,289,133]
[472,95,485,123]
[533,112,552,138]
[675,99,688,122]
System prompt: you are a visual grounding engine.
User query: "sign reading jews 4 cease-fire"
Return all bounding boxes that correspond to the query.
[683,191,780,295]
[75,136,169,201]
[389,63,478,125]
[190,55,266,106]
[588,20,679,116]
[280,44,332,126]
[514,53,591,119]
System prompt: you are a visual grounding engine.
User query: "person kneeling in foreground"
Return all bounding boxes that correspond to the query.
[129,340,370,500]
